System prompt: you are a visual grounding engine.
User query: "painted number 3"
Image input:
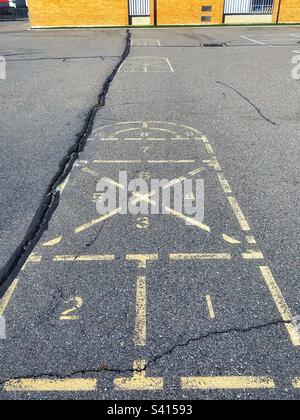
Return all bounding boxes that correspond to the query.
[136,216,150,229]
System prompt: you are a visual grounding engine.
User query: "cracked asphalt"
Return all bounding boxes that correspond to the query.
[0,23,300,400]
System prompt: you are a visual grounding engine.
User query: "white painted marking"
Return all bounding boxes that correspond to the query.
[131,39,161,47]
[119,57,174,73]
[241,35,267,46]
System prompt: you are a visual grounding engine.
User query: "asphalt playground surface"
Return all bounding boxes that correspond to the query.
[0,22,299,400]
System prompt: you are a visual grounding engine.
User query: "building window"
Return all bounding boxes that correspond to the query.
[202,6,212,12]
[201,16,212,22]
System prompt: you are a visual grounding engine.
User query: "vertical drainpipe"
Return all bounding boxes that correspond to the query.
[154,0,157,26]
[276,0,282,24]
[222,0,225,24]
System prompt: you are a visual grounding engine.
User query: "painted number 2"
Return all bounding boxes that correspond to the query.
[60,297,83,321]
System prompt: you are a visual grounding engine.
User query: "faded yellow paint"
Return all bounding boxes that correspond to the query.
[203,157,222,171]
[93,160,142,164]
[102,177,125,190]
[246,235,257,245]
[228,197,251,232]
[134,276,147,346]
[126,254,158,269]
[60,297,83,320]
[148,160,196,164]
[131,191,156,206]
[82,168,99,178]
[181,376,276,389]
[205,144,215,155]
[42,236,62,247]
[242,250,264,260]
[0,279,19,317]
[170,253,231,260]
[75,207,122,233]
[206,295,215,319]
[218,173,232,194]
[163,177,187,189]
[114,360,164,391]
[4,378,97,392]
[292,378,300,388]
[166,207,211,232]
[53,255,115,262]
[222,234,241,244]
[260,266,300,347]
[56,176,70,194]
[21,253,42,271]
[188,167,205,176]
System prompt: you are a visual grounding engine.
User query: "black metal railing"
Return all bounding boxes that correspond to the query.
[224,0,274,15]
[0,7,28,21]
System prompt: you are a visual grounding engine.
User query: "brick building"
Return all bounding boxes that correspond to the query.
[26,0,300,28]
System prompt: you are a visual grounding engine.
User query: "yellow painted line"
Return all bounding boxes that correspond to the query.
[75,207,122,234]
[188,167,205,176]
[292,378,300,388]
[53,255,115,262]
[56,176,70,194]
[102,137,119,141]
[4,378,97,392]
[159,167,204,191]
[166,207,211,233]
[218,174,232,194]
[222,234,241,245]
[162,177,187,189]
[134,276,147,346]
[114,360,164,391]
[181,376,275,390]
[246,235,257,244]
[203,157,222,171]
[131,191,156,205]
[21,253,42,271]
[259,266,300,347]
[205,144,215,155]
[205,295,215,320]
[170,253,231,261]
[147,160,196,164]
[102,177,125,190]
[126,254,158,269]
[228,196,251,232]
[42,236,62,247]
[199,135,209,143]
[81,167,98,177]
[0,279,19,316]
[242,250,264,260]
[93,160,141,164]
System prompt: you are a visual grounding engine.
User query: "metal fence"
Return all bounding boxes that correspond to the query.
[129,0,150,16]
[0,7,28,20]
[224,0,274,15]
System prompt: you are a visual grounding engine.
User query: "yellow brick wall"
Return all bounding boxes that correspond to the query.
[273,0,300,23]
[27,0,129,27]
[27,0,300,27]
[157,0,224,25]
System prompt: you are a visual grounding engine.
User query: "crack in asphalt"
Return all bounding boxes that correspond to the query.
[0,29,132,299]
[144,319,292,371]
[6,55,121,62]
[216,80,279,127]
[0,318,292,386]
